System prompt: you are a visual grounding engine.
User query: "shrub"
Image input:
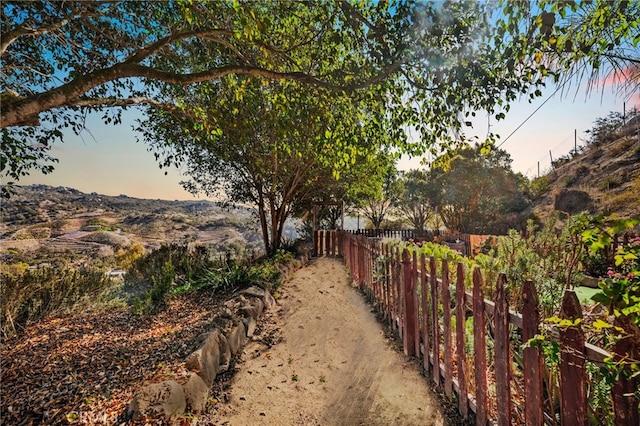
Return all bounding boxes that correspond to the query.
[581,250,609,278]
[131,260,175,315]
[127,243,289,315]
[529,176,550,199]
[1,266,115,337]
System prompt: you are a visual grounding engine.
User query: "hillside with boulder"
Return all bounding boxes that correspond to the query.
[528,113,640,222]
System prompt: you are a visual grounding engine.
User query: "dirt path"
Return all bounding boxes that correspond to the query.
[211,257,445,426]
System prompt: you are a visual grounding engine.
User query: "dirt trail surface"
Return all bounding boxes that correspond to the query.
[212,257,445,426]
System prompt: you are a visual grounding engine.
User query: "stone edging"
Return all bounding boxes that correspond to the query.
[126,254,309,422]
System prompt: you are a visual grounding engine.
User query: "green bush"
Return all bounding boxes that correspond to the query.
[581,250,609,278]
[529,176,550,198]
[127,243,289,315]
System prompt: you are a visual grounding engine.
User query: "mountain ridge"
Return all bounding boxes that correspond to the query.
[0,184,265,264]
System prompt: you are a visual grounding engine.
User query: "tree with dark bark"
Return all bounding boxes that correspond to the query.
[138,76,391,254]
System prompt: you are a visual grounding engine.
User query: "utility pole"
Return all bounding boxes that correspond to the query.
[549,150,553,165]
[574,129,577,154]
[537,161,540,178]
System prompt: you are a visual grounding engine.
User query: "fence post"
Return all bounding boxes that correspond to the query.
[430,256,440,387]
[357,236,364,287]
[441,259,453,398]
[402,248,417,357]
[384,243,392,325]
[494,273,511,426]
[472,267,488,426]
[421,253,431,374]
[455,262,468,418]
[559,290,586,426]
[522,280,543,426]
[412,251,421,359]
[325,230,330,257]
[612,314,640,426]
[395,247,403,336]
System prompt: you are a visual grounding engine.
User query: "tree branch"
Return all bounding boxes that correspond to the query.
[73,96,184,115]
[0,2,108,56]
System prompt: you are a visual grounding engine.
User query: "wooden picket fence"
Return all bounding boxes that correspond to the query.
[313,230,639,425]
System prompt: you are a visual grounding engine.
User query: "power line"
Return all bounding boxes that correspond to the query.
[496,77,574,149]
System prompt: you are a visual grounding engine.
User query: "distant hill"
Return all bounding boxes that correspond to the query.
[0,184,274,260]
[527,114,640,222]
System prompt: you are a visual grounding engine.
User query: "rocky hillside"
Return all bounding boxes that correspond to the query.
[0,185,275,262]
[528,114,640,221]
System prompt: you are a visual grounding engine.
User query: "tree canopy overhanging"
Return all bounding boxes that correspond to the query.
[0,1,525,183]
[1,0,638,196]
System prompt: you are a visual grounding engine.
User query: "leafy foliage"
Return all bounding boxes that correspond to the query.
[395,169,435,233]
[127,243,287,314]
[351,159,401,230]
[2,1,552,188]
[428,144,531,234]
[495,0,640,98]
[139,76,391,253]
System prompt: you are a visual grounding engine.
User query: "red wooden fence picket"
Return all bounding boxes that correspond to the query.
[318,230,632,426]
[494,273,512,426]
[522,280,543,426]
[441,259,453,398]
[455,262,469,418]
[430,257,441,387]
[472,267,488,425]
[559,290,587,426]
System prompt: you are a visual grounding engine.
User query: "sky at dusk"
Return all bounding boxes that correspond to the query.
[17,80,639,201]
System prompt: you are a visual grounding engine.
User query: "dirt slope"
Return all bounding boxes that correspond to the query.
[212,257,445,426]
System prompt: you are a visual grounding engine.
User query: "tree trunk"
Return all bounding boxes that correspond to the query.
[257,191,270,255]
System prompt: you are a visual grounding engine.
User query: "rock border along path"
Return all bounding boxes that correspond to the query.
[126,256,306,423]
[211,257,445,425]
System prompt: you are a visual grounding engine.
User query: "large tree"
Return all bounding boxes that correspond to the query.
[138,76,390,254]
[396,169,435,234]
[429,145,530,234]
[351,160,402,231]
[2,0,551,193]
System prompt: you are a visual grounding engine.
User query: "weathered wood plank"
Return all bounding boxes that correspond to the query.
[494,273,511,426]
[402,248,417,356]
[472,267,488,426]
[612,315,640,426]
[395,247,403,337]
[421,253,431,374]
[455,262,469,418]
[441,259,453,398]
[522,280,543,426]
[412,251,421,360]
[384,244,392,325]
[559,290,586,426]
[430,256,440,387]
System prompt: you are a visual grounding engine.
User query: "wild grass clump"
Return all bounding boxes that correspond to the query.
[128,243,290,315]
[1,266,116,338]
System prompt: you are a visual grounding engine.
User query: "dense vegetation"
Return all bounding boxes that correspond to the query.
[0,241,295,337]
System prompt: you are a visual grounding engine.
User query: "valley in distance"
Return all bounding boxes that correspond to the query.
[0,184,290,270]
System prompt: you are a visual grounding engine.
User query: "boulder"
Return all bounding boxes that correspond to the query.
[240,286,266,299]
[182,373,209,413]
[241,299,264,320]
[226,322,247,355]
[263,290,277,310]
[128,380,186,421]
[243,315,257,337]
